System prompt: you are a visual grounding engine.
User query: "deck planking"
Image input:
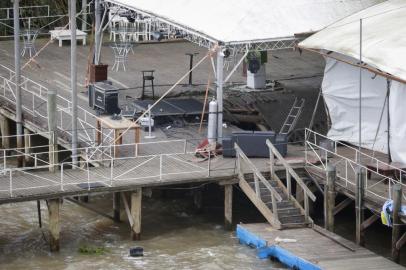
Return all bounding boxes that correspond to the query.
[238,223,405,270]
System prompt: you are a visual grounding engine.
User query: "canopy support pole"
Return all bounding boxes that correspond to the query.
[94,0,101,65]
[70,0,78,167]
[357,19,362,164]
[13,0,23,168]
[216,50,224,142]
[386,79,391,163]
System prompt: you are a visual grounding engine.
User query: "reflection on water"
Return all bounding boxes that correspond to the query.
[0,195,286,270]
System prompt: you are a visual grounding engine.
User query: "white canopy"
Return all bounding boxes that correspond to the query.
[300,0,406,82]
[106,0,382,46]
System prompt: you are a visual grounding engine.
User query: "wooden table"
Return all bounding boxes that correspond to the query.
[96,116,140,157]
[50,29,87,47]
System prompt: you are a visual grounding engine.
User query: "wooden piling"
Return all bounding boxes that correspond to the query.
[0,114,10,149]
[355,168,365,246]
[324,163,336,232]
[131,189,142,240]
[224,184,233,230]
[113,192,121,222]
[47,198,61,252]
[391,184,402,263]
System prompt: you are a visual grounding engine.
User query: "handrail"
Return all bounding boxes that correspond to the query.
[235,143,282,202]
[266,139,316,202]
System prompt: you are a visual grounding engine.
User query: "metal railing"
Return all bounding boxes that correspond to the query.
[305,128,406,202]
[267,139,316,223]
[0,5,50,20]
[235,143,282,224]
[0,65,104,147]
[0,138,213,197]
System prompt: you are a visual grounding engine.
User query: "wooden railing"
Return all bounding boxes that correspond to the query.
[235,143,282,225]
[266,139,316,223]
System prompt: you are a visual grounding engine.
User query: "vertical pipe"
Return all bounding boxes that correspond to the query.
[386,79,391,163]
[358,19,362,163]
[14,0,24,168]
[70,0,78,166]
[81,0,87,32]
[216,50,224,142]
[94,0,101,65]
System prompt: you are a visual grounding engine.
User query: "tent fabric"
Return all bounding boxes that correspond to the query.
[322,58,388,153]
[300,0,406,82]
[322,58,406,164]
[106,0,382,45]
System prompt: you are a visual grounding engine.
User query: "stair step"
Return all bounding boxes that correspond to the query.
[266,200,294,209]
[248,180,278,188]
[279,214,306,224]
[277,207,301,217]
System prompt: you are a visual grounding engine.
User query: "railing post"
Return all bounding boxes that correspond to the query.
[391,184,402,263]
[254,173,260,199]
[286,169,291,199]
[159,154,163,180]
[356,167,366,246]
[269,147,274,179]
[304,195,310,223]
[271,192,278,222]
[110,158,114,186]
[9,170,12,197]
[207,151,211,177]
[325,163,336,232]
[60,164,64,191]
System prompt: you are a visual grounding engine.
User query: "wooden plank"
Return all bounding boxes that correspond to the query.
[238,179,281,229]
[360,214,380,231]
[333,197,353,216]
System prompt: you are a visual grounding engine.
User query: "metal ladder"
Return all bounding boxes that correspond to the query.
[279,98,305,135]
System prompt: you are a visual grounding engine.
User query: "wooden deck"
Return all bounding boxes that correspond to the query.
[0,143,307,204]
[237,223,405,270]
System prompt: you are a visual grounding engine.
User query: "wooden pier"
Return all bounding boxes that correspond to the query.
[237,223,405,270]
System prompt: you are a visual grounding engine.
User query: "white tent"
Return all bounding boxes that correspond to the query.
[106,0,383,47]
[300,0,406,163]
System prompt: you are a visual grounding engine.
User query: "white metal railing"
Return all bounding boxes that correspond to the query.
[0,140,211,197]
[0,5,50,20]
[305,128,406,202]
[235,143,282,223]
[0,65,105,147]
[266,139,316,223]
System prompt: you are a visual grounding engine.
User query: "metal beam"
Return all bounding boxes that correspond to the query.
[94,0,101,65]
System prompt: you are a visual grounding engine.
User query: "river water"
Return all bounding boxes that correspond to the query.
[0,193,286,270]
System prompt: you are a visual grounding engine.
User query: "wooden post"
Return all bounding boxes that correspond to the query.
[296,182,304,204]
[131,188,142,240]
[324,163,336,232]
[47,198,61,252]
[0,114,10,149]
[392,184,402,263]
[355,168,365,246]
[113,192,121,222]
[224,184,233,230]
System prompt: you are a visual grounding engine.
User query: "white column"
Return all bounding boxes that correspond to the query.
[81,0,87,32]
[216,50,224,142]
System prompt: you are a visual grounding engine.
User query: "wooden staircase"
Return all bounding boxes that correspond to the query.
[235,141,316,230]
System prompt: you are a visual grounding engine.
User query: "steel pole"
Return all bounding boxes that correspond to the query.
[70,0,78,166]
[94,0,101,65]
[358,19,362,164]
[81,0,87,32]
[13,0,23,167]
[216,50,224,142]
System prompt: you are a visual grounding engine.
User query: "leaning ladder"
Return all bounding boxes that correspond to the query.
[279,98,305,135]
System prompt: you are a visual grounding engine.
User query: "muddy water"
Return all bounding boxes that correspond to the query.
[0,195,285,270]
